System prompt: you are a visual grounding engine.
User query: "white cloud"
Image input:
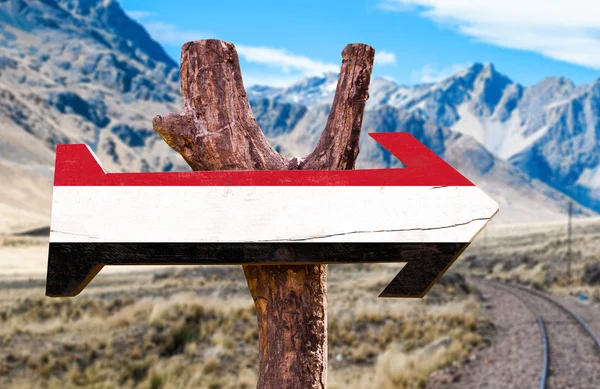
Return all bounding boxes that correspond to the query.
[411,63,468,83]
[379,0,600,69]
[378,0,418,12]
[125,10,212,45]
[236,45,339,75]
[123,11,341,86]
[375,50,396,65]
[142,21,213,45]
[125,10,156,20]
[242,73,306,88]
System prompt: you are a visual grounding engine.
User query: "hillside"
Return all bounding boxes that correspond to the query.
[0,0,597,233]
[0,0,187,232]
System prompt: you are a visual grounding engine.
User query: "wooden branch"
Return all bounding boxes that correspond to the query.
[300,44,375,170]
[152,40,291,171]
[152,39,374,389]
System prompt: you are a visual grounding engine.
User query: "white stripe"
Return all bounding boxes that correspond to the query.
[49,186,498,243]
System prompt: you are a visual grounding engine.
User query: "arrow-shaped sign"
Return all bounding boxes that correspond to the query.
[46,132,498,298]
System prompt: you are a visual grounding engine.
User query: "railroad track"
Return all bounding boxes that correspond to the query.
[476,278,600,389]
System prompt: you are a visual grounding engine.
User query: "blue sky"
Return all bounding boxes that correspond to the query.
[120,0,600,87]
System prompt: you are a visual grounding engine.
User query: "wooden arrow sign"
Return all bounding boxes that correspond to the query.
[46,132,498,298]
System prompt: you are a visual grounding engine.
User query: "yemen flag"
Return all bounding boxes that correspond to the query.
[46,133,498,298]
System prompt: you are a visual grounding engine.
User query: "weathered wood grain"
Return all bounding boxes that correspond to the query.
[150,39,375,389]
[152,40,291,171]
[45,242,468,298]
[300,44,374,170]
[49,185,495,243]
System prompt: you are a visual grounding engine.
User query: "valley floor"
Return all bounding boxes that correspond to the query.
[0,235,482,389]
[1,217,599,389]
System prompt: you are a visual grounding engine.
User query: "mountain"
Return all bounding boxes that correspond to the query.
[249,64,600,220]
[0,0,596,233]
[0,0,187,232]
[509,79,600,211]
[248,98,592,223]
[396,65,600,214]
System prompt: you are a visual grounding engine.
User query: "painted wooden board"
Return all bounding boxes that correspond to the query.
[46,133,498,298]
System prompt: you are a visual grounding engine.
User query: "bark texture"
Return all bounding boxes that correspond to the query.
[152,39,374,389]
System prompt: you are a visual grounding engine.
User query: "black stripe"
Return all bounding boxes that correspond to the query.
[46,242,468,298]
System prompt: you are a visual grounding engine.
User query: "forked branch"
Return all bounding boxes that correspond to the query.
[152,39,374,172]
[152,39,374,389]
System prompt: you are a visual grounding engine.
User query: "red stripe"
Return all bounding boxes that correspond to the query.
[54,133,474,187]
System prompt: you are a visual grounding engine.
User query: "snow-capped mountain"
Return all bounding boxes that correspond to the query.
[249,99,593,223]
[509,79,600,212]
[0,0,597,233]
[249,64,600,219]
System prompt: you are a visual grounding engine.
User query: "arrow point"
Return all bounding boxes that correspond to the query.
[367,132,474,186]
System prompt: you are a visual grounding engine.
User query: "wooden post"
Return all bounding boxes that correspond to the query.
[152,39,374,389]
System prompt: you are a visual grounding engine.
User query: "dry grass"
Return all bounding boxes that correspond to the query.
[0,258,486,389]
[329,297,482,389]
[462,218,600,300]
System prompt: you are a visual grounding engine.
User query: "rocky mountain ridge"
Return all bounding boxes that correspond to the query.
[249,63,600,218]
[0,0,597,233]
[0,0,186,232]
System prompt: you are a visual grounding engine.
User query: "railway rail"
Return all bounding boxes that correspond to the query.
[476,278,600,389]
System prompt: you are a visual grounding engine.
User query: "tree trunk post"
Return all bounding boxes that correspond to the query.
[152,39,375,389]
